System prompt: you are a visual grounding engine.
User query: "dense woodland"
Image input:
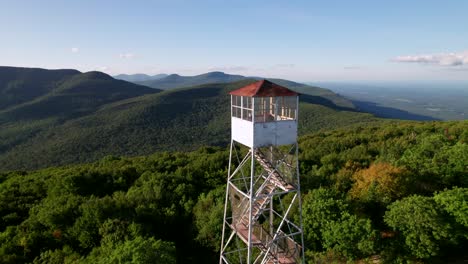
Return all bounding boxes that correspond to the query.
[0,67,379,171]
[1,121,467,263]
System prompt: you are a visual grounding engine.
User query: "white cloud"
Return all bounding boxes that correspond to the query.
[71,47,79,53]
[393,51,468,66]
[119,53,135,59]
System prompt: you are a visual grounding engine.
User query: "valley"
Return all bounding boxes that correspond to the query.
[314,81,468,121]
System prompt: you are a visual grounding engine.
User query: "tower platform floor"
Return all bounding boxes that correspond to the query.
[230,223,297,264]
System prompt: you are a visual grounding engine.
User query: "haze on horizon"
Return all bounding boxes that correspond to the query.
[1,0,468,82]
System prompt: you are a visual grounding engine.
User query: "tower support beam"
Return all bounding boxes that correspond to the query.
[221,81,304,263]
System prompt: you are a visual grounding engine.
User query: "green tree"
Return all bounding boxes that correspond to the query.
[434,187,468,238]
[84,236,176,264]
[0,226,24,264]
[322,213,377,259]
[398,134,451,193]
[32,194,83,229]
[300,188,348,250]
[32,246,80,264]
[433,143,468,187]
[384,195,453,259]
[193,186,225,251]
[99,218,142,246]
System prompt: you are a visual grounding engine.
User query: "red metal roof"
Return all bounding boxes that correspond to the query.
[229,80,298,97]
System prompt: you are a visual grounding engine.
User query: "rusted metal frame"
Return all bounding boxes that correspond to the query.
[261,188,295,198]
[229,149,252,182]
[229,181,249,200]
[253,250,266,264]
[277,195,295,240]
[220,139,234,264]
[270,209,302,235]
[282,144,299,167]
[259,149,296,191]
[260,193,298,264]
[254,169,275,196]
[267,231,303,261]
[232,142,251,193]
[276,191,297,239]
[259,171,289,192]
[247,146,255,264]
[220,255,229,264]
[272,145,297,179]
[294,140,306,264]
[221,230,237,253]
[221,240,249,263]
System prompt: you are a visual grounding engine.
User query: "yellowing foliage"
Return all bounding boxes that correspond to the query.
[350,163,408,204]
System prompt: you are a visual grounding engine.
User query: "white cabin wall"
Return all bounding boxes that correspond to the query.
[232,117,254,147]
[253,120,297,147]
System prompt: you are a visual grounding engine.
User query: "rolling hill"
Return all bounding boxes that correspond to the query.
[114,73,168,82]
[0,67,161,165]
[0,71,160,123]
[133,71,355,109]
[0,67,381,171]
[0,66,81,109]
[136,71,247,90]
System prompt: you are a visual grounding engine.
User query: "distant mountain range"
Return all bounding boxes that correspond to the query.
[113,73,168,82]
[0,66,380,171]
[117,71,355,109]
[135,71,247,90]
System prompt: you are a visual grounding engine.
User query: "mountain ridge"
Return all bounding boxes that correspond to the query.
[136,71,247,90]
[0,66,82,110]
[0,67,380,170]
[114,73,168,82]
[125,71,355,109]
[0,68,160,123]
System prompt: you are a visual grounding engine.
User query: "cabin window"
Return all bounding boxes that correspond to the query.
[232,95,296,122]
[232,95,253,121]
[278,96,297,120]
[232,95,241,107]
[254,96,297,122]
[242,108,252,121]
[232,106,241,118]
[242,96,252,109]
[254,97,275,122]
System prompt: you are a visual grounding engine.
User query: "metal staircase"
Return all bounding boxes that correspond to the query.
[230,149,300,264]
[253,150,295,192]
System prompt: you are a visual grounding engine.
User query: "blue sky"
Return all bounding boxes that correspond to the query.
[1,0,467,81]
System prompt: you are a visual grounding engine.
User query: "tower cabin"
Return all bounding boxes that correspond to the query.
[230,80,298,148]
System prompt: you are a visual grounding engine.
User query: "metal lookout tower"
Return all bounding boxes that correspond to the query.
[220,80,305,264]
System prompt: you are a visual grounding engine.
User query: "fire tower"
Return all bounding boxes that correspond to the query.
[220,80,305,264]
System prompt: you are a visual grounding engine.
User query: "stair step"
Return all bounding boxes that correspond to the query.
[231,149,300,263]
[254,151,296,192]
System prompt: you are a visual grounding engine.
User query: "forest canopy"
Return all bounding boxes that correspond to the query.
[0,121,467,263]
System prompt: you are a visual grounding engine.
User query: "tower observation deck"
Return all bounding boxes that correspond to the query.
[220,80,305,264]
